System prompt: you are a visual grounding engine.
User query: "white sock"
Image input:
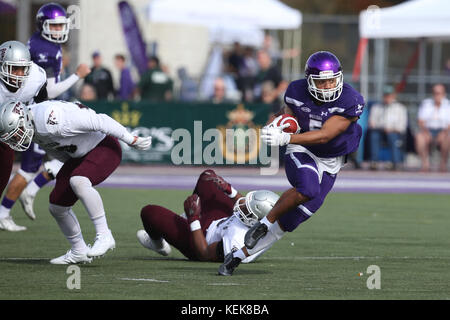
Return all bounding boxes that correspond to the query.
[25,180,40,197]
[260,216,273,228]
[0,206,11,219]
[269,221,285,240]
[49,204,88,254]
[91,215,110,235]
[69,176,110,235]
[247,224,285,256]
[233,249,247,260]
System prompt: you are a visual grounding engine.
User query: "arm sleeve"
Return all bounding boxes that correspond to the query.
[62,107,135,144]
[34,82,49,103]
[46,74,80,99]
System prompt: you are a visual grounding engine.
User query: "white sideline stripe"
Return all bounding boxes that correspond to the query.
[207,283,243,286]
[119,277,169,283]
[101,175,450,191]
[267,256,450,260]
[0,257,49,261]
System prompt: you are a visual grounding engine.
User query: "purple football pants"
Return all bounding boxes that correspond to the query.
[20,142,46,173]
[279,152,336,232]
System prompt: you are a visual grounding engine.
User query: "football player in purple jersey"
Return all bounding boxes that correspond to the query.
[0,3,91,224]
[220,51,365,275]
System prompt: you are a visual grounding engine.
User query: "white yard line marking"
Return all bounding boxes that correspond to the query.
[119,277,169,283]
[207,283,243,286]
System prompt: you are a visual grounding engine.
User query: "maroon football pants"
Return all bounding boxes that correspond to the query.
[0,142,14,197]
[140,170,235,260]
[49,136,122,206]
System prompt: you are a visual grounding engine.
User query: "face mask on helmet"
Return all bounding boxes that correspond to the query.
[305,51,344,103]
[36,3,71,44]
[0,40,32,89]
[0,101,34,152]
[0,62,32,89]
[233,197,259,227]
[307,70,343,103]
[41,17,70,43]
[233,190,279,227]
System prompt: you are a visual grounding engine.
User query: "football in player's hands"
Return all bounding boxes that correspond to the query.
[276,114,300,134]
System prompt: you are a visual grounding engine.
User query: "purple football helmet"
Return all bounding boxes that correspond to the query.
[36,3,70,44]
[305,51,343,102]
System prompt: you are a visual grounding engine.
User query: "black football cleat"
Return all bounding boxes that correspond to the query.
[218,253,242,276]
[244,221,268,249]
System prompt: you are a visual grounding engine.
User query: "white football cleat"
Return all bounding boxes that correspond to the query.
[87,230,116,258]
[0,216,27,232]
[137,229,171,256]
[50,249,92,265]
[19,187,36,220]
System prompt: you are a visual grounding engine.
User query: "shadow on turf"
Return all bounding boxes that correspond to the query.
[131,256,272,275]
[166,266,271,276]
[131,256,189,262]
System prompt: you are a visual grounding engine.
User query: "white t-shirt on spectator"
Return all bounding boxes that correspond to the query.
[417,98,450,130]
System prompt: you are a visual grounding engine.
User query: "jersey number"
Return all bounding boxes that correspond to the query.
[309,119,323,131]
[56,144,77,153]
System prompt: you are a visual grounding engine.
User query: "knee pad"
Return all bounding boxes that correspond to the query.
[44,159,64,180]
[69,176,92,196]
[17,169,36,183]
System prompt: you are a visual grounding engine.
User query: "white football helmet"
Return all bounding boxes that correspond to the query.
[233,190,280,227]
[0,41,32,89]
[0,100,34,151]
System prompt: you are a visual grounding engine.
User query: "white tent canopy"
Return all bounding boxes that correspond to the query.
[360,0,450,39]
[147,0,302,46]
[357,0,450,104]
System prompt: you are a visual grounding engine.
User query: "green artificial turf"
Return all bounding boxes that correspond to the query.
[1,187,450,300]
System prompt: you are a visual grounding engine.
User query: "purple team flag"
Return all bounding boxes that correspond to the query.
[118,1,148,76]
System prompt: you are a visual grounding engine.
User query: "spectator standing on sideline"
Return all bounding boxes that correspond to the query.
[79,83,97,101]
[210,77,234,104]
[84,51,115,100]
[177,67,198,102]
[137,56,173,102]
[415,84,450,172]
[114,54,135,100]
[252,50,288,107]
[368,85,408,170]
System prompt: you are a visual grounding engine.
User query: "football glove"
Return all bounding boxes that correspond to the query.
[130,136,152,150]
[202,170,232,195]
[260,126,291,147]
[183,194,201,223]
[265,115,291,130]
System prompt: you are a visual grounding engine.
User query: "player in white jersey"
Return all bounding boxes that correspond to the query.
[137,170,283,272]
[0,99,152,264]
[10,2,92,223]
[0,40,48,231]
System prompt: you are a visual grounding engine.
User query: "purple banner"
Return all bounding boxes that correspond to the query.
[118,1,148,76]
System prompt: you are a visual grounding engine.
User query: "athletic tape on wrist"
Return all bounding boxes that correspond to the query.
[228,187,238,198]
[190,220,201,232]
